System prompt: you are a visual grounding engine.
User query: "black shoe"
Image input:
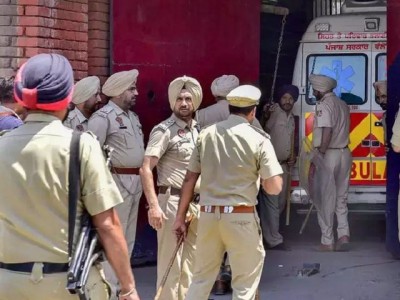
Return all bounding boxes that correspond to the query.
[268,242,291,251]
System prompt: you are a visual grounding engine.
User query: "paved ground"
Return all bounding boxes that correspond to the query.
[133,215,400,300]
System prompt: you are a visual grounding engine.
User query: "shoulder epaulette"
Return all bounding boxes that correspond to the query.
[250,125,270,139]
[154,118,175,133]
[0,129,11,136]
[93,105,113,119]
[84,130,97,139]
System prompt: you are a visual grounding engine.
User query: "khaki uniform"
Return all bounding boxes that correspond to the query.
[87,100,144,295]
[63,107,88,132]
[313,92,352,245]
[185,115,282,300]
[260,106,295,247]
[0,113,122,299]
[145,114,199,300]
[391,112,400,241]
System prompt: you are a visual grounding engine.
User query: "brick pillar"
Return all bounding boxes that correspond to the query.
[0,0,24,77]
[0,0,111,81]
[88,0,110,83]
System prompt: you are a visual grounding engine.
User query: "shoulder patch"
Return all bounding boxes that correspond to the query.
[153,118,176,133]
[95,105,114,118]
[250,125,270,139]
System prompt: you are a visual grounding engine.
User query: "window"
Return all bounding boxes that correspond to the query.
[375,53,387,81]
[306,54,368,105]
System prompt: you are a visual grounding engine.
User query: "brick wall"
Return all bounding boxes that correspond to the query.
[16,0,89,80]
[0,0,22,77]
[0,0,111,81]
[88,0,110,83]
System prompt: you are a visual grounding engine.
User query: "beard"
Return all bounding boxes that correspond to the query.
[174,107,194,120]
[279,103,293,112]
[379,103,387,110]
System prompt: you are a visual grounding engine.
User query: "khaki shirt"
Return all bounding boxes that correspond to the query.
[196,99,230,128]
[188,114,283,206]
[88,101,145,168]
[391,111,400,147]
[196,99,263,129]
[63,107,88,132]
[0,113,122,263]
[313,92,350,149]
[265,106,294,162]
[145,114,199,189]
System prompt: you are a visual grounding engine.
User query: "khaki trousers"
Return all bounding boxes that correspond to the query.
[104,173,142,299]
[0,264,108,300]
[186,210,265,300]
[317,148,352,245]
[156,192,198,300]
[259,163,289,247]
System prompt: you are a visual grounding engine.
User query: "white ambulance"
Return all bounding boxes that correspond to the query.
[291,1,387,212]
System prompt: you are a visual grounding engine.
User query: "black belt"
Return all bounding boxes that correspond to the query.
[0,262,69,274]
[159,186,181,196]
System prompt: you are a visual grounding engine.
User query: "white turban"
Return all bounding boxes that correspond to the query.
[168,76,202,111]
[373,80,387,95]
[309,74,337,93]
[102,69,139,97]
[72,76,100,105]
[211,75,239,97]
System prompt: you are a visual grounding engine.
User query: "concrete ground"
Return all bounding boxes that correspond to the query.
[133,215,400,300]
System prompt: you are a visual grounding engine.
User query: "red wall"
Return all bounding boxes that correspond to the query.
[112,0,260,138]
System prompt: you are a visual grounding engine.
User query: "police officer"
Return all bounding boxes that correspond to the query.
[174,85,283,300]
[87,69,145,298]
[259,84,298,250]
[64,76,101,131]
[0,54,140,300]
[195,74,241,295]
[310,74,352,252]
[140,76,202,300]
[0,76,24,131]
[373,80,388,150]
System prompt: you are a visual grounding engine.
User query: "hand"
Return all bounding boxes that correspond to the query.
[173,216,188,242]
[287,157,296,167]
[313,148,324,158]
[263,103,278,113]
[148,205,167,230]
[118,288,140,300]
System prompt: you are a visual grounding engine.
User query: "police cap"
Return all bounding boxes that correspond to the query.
[226,85,261,107]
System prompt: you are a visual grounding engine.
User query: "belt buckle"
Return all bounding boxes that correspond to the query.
[223,206,234,213]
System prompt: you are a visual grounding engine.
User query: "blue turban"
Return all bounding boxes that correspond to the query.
[14,53,74,111]
[276,84,299,102]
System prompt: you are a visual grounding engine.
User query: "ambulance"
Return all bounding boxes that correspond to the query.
[291,0,387,212]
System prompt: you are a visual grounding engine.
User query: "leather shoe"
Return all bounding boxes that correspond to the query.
[268,242,291,251]
[336,235,350,252]
[212,279,230,295]
[315,243,334,252]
